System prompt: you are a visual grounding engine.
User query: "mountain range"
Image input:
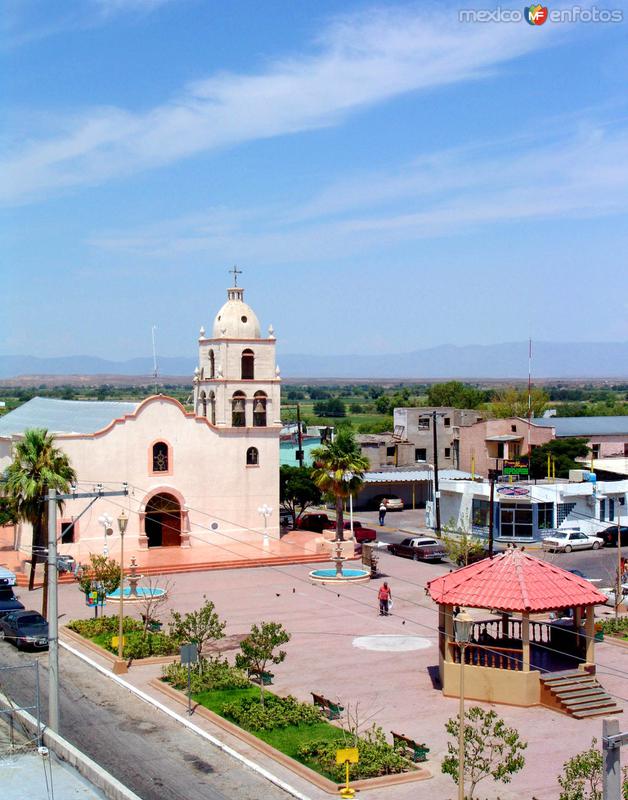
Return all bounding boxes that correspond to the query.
[1,341,627,380]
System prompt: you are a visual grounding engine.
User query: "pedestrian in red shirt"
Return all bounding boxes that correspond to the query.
[378,582,391,616]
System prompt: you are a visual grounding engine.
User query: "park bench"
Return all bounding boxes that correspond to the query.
[140,614,163,633]
[391,732,430,762]
[248,668,274,685]
[311,692,344,720]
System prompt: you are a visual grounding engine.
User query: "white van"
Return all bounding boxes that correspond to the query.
[0,566,17,587]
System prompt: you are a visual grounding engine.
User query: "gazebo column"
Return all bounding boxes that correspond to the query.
[444,603,454,662]
[584,605,595,668]
[522,612,530,672]
[501,612,510,640]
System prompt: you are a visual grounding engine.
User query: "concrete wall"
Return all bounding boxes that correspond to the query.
[442,661,541,706]
[457,418,554,476]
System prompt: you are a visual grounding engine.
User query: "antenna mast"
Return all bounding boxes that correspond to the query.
[527,337,532,451]
[151,325,159,393]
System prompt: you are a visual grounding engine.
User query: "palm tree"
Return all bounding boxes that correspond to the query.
[311,429,369,541]
[5,428,76,593]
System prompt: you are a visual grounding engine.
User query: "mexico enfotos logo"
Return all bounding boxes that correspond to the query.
[459,5,623,22]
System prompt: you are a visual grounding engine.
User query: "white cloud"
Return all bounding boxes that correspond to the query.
[2,5,565,204]
[88,117,628,261]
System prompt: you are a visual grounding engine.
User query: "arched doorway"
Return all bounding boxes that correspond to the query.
[144,493,182,547]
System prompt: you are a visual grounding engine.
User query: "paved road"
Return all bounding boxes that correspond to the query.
[0,644,290,800]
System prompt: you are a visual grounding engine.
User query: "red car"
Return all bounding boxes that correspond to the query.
[295,513,333,533]
[325,520,377,544]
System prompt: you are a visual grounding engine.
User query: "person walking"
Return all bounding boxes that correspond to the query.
[378,500,387,526]
[378,582,392,616]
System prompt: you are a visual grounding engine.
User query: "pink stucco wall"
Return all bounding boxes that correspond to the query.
[458,417,554,476]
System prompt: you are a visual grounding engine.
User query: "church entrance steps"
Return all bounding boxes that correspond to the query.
[540,671,622,718]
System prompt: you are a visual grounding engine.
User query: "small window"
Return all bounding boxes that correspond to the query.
[60,522,75,544]
[241,348,254,380]
[444,447,451,458]
[415,448,427,462]
[246,447,259,466]
[444,417,451,427]
[418,418,430,430]
[511,424,517,432]
[592,444,600,459]
[209,349,215,379]
[152,442,169,472]
[386,446,396,457]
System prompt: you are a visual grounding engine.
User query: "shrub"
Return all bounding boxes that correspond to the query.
[597,616,628,636]
[162,658,249,692]
[298,724,409,781]
[67,615,141,637]
[221,694,323,731]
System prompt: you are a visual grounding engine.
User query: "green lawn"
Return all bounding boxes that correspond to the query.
[192,687,346,779]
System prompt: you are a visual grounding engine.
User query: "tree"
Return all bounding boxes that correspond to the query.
[137,576,172,636]
[311,429,370,542]
[491,387,549,419]
[169,596,226,672]
[528,438,590,479]
[427,381,487,409]
[557,738,603,800]
[279,465,322,522]
[78,554,122,595]
[4,428,76,592]
[235,621,291,704]
[442,706,527,799]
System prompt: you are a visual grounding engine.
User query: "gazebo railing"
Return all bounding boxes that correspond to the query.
[471,619,552,645]
[449,642,523,671]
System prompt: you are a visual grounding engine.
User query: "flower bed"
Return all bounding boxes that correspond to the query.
[67,615,179,658]
[597,616,628,641]
[161,660,412,782]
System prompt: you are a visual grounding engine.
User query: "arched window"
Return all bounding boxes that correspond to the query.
[246,447,259,466]
[232,392,246,427]
[152,441,169,472]
[253,391,267,427]
[241,348,254,380]
[209,349,215,379]
[208,391,216,425]
[199,391,207,418]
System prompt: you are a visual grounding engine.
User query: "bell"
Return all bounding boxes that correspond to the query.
[254,399,265,413]
[233,399,245,413]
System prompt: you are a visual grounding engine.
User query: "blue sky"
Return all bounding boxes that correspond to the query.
[3,0,628,361]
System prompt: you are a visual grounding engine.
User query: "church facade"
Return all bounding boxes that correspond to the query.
[0,283,282,561]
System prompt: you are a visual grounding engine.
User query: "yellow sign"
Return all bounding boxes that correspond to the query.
[111,636,126,648]
[335,748,359,765]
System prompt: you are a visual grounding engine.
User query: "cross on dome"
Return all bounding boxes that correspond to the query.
[229,265,242,286]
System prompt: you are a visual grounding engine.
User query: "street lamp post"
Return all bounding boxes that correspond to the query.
[98,513,113,556]
[454,608,473,800]
[258,504,272,548]
[117,510,128,661]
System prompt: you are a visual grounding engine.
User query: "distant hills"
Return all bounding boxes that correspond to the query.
[0,341,627,381]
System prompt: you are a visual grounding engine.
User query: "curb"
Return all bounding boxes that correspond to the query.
[0,690,143,800]
[59,639,314,800]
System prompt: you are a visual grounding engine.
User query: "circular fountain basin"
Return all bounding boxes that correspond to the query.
[105,587,167,603]
[309,567,370,584]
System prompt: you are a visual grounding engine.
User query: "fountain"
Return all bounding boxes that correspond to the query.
[309,537,370,584]
[105,556,168,603]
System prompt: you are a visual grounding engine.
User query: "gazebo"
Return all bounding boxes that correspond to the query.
[427,548,610,709]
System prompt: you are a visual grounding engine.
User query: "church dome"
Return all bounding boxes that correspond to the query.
[212,287,261,339]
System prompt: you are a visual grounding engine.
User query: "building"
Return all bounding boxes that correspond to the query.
[392,407,484,469]
[456,416,554,476]
[0,282,282,561]
[533,416,628,459]
[435,474,628,543]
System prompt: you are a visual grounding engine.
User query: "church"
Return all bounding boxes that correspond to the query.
[0,279,282,567]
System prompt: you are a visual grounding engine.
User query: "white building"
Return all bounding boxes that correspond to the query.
[436,475,628,543]
[0,282,282,560]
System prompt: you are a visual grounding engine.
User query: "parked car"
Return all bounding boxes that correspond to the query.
[0,610,49,650]
[279,509,295,530]
[387,536,447,562]
[600,526,628,547]
[295,513,333,533]
[0,587,25,618]
[0,566,17,587]
[568,569,602,583]
[324,520,377,543]
[373,496,404,511]
[541,530,604,553]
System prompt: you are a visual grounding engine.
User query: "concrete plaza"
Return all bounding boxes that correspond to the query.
[21,551,628,800]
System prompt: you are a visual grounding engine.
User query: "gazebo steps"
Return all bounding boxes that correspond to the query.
[541,672,622,718]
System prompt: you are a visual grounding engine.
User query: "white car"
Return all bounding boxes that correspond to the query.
[541,530,603,553]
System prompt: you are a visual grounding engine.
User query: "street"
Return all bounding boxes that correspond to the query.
[0,644,290,800]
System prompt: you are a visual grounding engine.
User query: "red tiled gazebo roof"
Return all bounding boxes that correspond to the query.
[426,548,608,613]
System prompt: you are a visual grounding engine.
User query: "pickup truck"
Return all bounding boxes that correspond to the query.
[387,536,447,562]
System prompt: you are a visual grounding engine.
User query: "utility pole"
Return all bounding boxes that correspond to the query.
[617,502,623,620]
[487,464,500,557]
[602,717,626,799]
[296,403,304,468]
[46,486,128,734]
[432,411,441,537]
